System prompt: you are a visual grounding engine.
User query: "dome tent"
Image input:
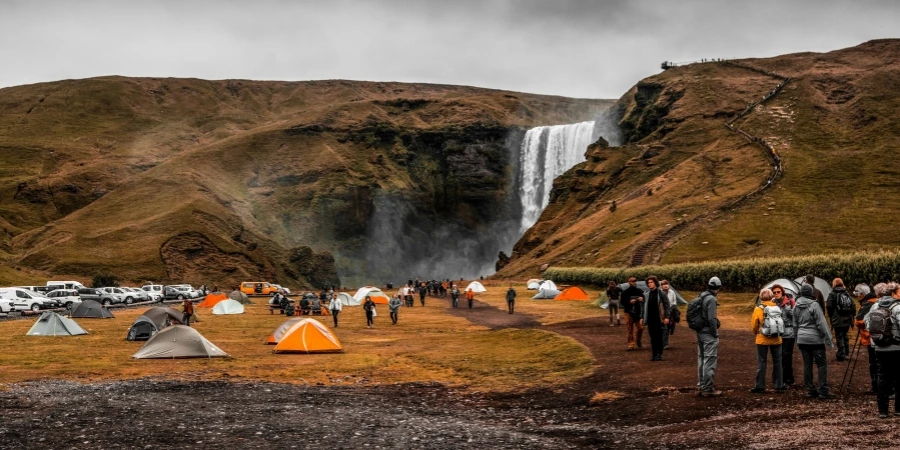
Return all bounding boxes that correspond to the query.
[212,299,245,315]
[555,286,589,301]
[197,293,227,308]
[465,281,487,293]
[353,287,389,304]
[532,288,561,299]
[794,276,833,300]
[265,318,302,345]
[273,319,343,354]
[71,300,114,319]
[132,326,228,359]
[336,292,359,306]
[126,316,159,341]
[141,306,183,328]
[27,312,87,336]
[228,290,253,305]
[526,279,543,290]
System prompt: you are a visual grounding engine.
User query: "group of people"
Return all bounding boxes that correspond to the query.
[605,277,682,359]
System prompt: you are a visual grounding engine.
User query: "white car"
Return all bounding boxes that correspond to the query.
[46,289,82,309]
[122,287,150,302]
[98,287,130,304]
[273,284,291,295]
[170,285,199,299]
[0,287,55,312]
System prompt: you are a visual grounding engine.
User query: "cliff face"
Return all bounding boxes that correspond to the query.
[498,39,900,278]
[0,77,611,287]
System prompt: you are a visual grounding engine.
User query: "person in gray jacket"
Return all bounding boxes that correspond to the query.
[864,282,900,418]
[697,277,722,397]
[793,283,835,399]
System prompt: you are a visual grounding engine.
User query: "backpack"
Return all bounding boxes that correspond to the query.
[760,305,785,337]
[868,301,900,347]
[687,294,709,331]
[836,292,854,314]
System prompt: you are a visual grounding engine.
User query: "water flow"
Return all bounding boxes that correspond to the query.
[519,121,596,232]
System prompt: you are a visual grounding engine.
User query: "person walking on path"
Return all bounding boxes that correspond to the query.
[621,277,645,351]
[697,277,722,397]
[329,293,343,327]
[826,278,856,361]
[363,296,376,328]
[506,286,516,314]
[661,280,678,348]
[182,298,194,327]
[750,288,786,393]
[641,276,669,361]
[450,286,460,308]
[389,295,402,325]
[466,288,475,309]
[418,283,427,307]
[794,283,835,399]
[606,281,622,326]
[855,283,879,394]
[773,284,797,385]
[865,282,900,418]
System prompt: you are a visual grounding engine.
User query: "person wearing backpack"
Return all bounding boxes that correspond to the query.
[826,278,856,361]
[864,282,900,418]
[793,284,835,399]
[772,285,797,385]
[750,288,786,393]
[855,283,879,394]
[690,277,722,397]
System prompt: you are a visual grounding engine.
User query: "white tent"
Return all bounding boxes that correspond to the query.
[336,292,360,306]
[794,276,833,300]
[132,326,228,359]
[465,281,487,293]
[532,288,561,299]
[353,286,389,302]
[538,280,558,291]
[526,279,543,290]
[26,312,87,336]
[763,278,802,298]
[212,299,245,315]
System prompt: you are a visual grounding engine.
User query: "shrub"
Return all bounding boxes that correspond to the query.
[544,249,900,292]
[91,272,119,288]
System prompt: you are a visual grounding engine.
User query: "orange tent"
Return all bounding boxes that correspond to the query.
[273,319,343,354]
[554,286,589,301]
[265,318,301,345]
[197,292,228,308]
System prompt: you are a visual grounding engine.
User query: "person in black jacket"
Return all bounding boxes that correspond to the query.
[641,276,670,361]
[606,281,623,326]
[826,278,856,361]
[418,283,427,306]
[621,277,645,351]
[505,286,516,314]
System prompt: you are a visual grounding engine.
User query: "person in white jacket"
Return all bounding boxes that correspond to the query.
[661,280,679,349]
[329,294,343,327]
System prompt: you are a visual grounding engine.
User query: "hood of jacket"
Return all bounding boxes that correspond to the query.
[800,284,814,298]
[796,296,816,309]
[877,296,898,308]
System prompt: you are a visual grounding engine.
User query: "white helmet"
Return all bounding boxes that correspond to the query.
[708,277,722,289]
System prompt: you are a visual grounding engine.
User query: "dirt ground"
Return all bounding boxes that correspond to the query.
[0,288,892,448]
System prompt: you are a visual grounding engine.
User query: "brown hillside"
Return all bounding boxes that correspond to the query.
[498,39,900,278]
[0,77,611,287]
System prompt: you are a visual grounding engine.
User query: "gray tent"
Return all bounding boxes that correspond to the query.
[617,281,687,305]
[794,276,833,300]
[132,325,228,359]
[532,288,561,299]
[141,306,183,328]
[228,290,253,305]
[126,316,159,341]
[71,300,114,319]
[27,312,87,336]
[763,278,802,298]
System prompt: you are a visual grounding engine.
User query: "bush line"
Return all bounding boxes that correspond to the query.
[544,249,900,292]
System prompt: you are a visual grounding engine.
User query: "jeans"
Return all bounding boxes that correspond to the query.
[420,294,426,306]
[868,346,878,392]
[452,296,458,308]
[834,327,850,359]
[507,300,514,314]
[625,314,643,349]
[756,344,784,390]
[182,313,191,327]
[876,351,900,414]
[331,310,339,327]
[697,332,719,392]
[608,303,619,323]
[365,311,374,327]
[390,310,398,324]
[781,337,796,384]
[799,343,829,395]
[648,323,664,359]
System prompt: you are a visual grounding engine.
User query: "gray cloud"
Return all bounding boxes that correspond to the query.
[0,0,897,99]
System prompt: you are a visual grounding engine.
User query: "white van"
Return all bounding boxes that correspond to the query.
[0,287,54,312]
[47,281,86,290]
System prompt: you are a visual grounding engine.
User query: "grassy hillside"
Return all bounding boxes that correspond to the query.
[498,39,900,278]
[0,77,611,287]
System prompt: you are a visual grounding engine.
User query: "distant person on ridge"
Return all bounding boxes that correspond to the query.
[826,278,855,361]
[640,276,669,361]
[695,277,722,397]
[621,277,645,351]
[606,280,622,327]
[506,285,516,314]
[794,283,834,399]
[363,296,376,329]
[182,297,194,327]
[466,288,475,309]
[389,295,402,325]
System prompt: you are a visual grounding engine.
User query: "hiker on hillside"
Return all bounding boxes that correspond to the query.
[803,275,827,311]
[418,283,427,306]
[466,288,475,309]
[506,285,516,314]
[695,277,722,397]
[661,280,679,348]
[865,282,900,418]
[794,283,835,399]
[750,288,786,393]
[826,278,856,361]
[606,281,622,327]
[363,296,376,328]
[182,298,194,327]
[773,284,797,385]
[641,276,669,361]
[450,286,460,308]
[855,283,879,394]
[621,277,645,351]
[389,295,402,325]
[329,293,342,327]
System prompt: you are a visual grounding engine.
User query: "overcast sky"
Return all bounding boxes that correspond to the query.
[1,0,896,99]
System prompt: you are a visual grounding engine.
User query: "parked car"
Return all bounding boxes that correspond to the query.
[122,287,149,303]
[240,282,277,296]
[0,287,56,312]
[16,286,53,296]
[142,284,164,300]
[169,285,199,299]
[77,288,105,303]
[46,281,86,290]
[0,293,15,313]
[272,284,291,295]
[98,287,129,305]
[46,289,81,309]
[162,286,193,301]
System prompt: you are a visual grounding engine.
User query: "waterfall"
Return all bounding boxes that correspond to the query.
[519,121,596,232]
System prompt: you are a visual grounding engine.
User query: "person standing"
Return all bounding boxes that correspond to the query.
[855,283,879,394]
[621,277,645,351]
[772,284,797,385]
[641,276,669,361]
[389,295,402,325]
[865,282,900,418]
[794,283,835,399]
[606,281,622,327]
[450,286,460,308]
[329,293,343,327]
[750,288,785,393]
[465,288,475,309]
[803,275,827,311]
[506,285,516,314]
[418,283,427,307]
[697,277,722,397]
[363,296,376,328]
[661,280,678,348]
[826,278,856,361]
[182,298,194,327]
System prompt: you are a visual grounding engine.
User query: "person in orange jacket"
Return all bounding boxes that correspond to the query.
[465,288,475,309]
[750,288,786,393]
[855,283,879,394]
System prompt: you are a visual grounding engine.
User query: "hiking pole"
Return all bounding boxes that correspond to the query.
[840,331,862,394]
[845,334,865,395]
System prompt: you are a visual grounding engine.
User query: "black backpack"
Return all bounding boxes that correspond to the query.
[836,292,854,314]
[687,294,709,331]
[868,301,900,347]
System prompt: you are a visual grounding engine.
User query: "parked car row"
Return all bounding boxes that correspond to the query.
[0,281,208,313]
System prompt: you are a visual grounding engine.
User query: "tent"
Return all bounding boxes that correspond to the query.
[265,318,302,345]
[532,288,561,299]
[132,326,228,359]
[336,292,360,306]
[141,306,183,328]
[526,279,543,290]
[228,290,253,305]
[197,292,227,308]
[71,300,115,319]
[538,280,558,292]
[794,276,833,300]
[273,318,343,354]
[762,278,802,298]
[617,281,688,305]
[26,312,87,336]
[126,316,160,341]
[212,299,245,315]
[353,287,389,304]
[465,281,487,293]
[555,286,590,301]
